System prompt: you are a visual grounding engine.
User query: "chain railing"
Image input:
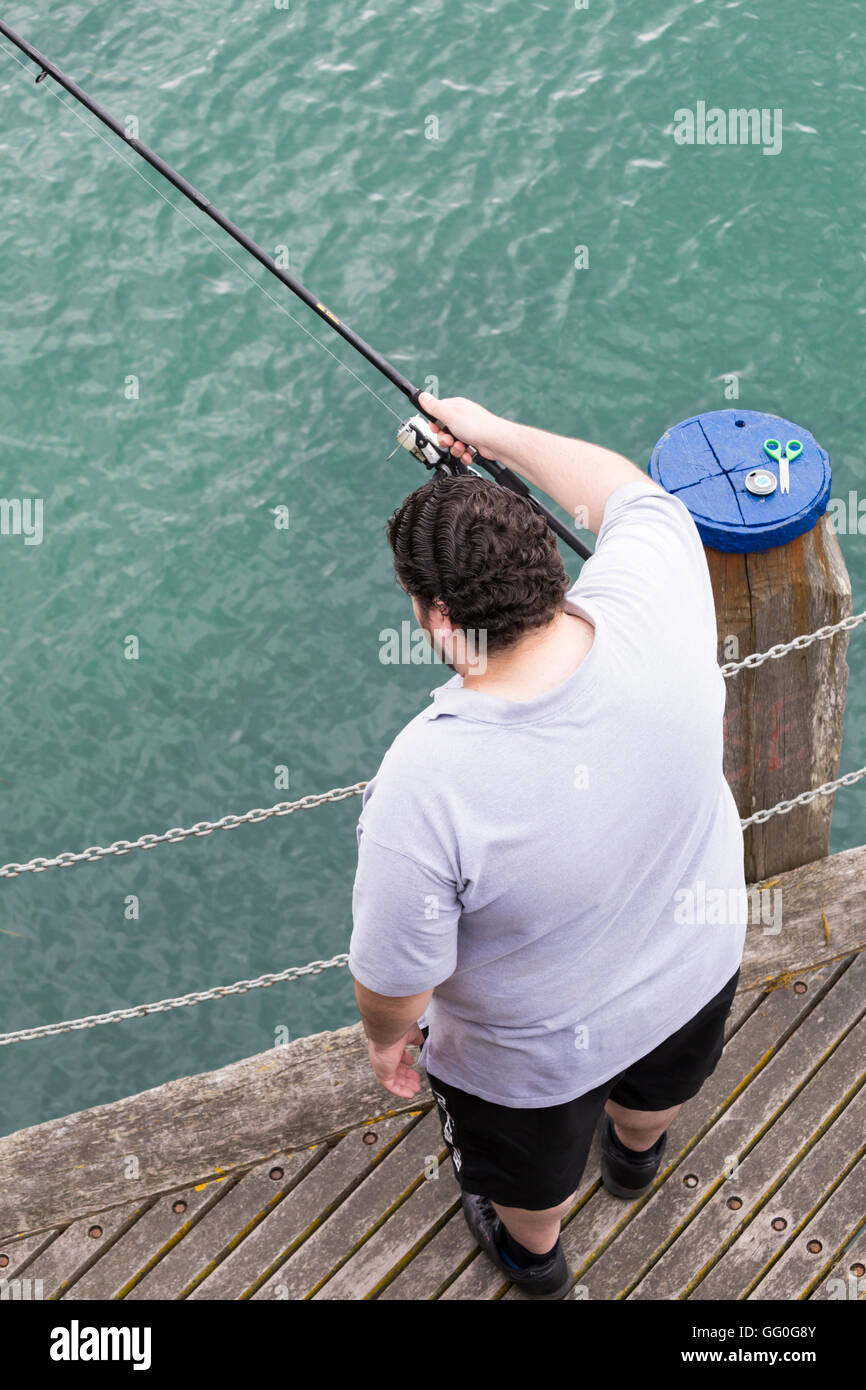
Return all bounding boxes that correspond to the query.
[0,783,369,881]
[0,756,862,1047]
[2,610,863,884]
[0,954,350,1047]
[0,609,863,1046]
[738,765,866,828]
[719,609,866,677]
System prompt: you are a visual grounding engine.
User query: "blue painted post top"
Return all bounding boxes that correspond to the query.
[649,409,831,553]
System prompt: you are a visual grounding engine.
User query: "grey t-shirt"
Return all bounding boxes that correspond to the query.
[349,480,747,1108]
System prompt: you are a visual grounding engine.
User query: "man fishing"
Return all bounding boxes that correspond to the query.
[348,390,747,1300]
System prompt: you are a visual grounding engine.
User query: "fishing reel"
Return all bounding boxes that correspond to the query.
[391,413,474,477]
[390,412,592,558]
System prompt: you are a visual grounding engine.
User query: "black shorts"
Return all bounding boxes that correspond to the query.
[423,967,740,1211]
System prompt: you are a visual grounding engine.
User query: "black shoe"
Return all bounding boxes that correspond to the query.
[460,1192,572,1300]
[600,1115,666,1198]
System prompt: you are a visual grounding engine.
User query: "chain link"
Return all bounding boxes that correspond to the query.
[0,953,350,1046]
[738,764,866,828]
[0,782,369,880]
[720,609,866,677]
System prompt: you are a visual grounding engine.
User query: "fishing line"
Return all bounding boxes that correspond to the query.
[0,20,592,559]
[0,39,403,422]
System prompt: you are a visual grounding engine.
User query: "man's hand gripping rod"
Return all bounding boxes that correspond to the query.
[393,414,593,560]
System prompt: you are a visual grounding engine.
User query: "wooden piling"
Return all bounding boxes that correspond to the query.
[707,515,851,879]
[650,408,851,879]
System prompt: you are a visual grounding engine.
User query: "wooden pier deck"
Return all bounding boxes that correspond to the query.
[1,846,864,1301]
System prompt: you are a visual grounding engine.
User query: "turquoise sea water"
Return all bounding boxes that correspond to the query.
[0,0,863,1133]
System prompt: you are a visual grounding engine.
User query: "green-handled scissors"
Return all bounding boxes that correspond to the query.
[763,438,802,495]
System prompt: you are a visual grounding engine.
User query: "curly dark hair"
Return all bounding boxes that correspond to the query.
[385,474,571,653]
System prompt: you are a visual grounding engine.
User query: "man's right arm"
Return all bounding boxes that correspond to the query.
[418,390,659,536]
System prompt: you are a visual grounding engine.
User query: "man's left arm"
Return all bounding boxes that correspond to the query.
[350,827,461,1100]
[353,979,433,1099]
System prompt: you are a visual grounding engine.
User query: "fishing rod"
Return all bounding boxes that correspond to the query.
[0,19,592,561]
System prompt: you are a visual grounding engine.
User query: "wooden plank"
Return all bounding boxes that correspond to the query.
[554,959,847,1299]
[0,1228,64,1282]
[748,1157,866,1299]
[251,1109,445,1300]
[574,957,863,1299]
[188,1113,420,1300]
[18,1202,147,1300]
[692,1087,865,1300]
[438,1245,506,1300]
[740,845,866,989]
[377,1207,477,1300]
[726,985,763,1033]
[809,1225,866,1301]
[125,1145,321,1300]
[0,1021,434,1238]
[313,1149,461,1300]
[630,1007,866,1298]
[64,1169,237,1299]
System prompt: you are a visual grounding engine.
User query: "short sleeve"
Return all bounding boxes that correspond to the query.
[348,828,461,996]
[567,480,718,649]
